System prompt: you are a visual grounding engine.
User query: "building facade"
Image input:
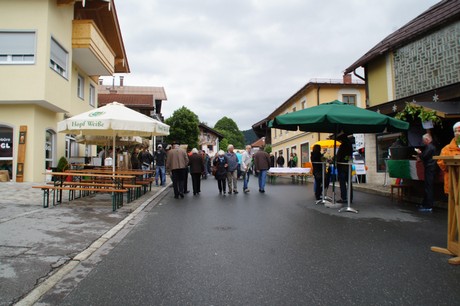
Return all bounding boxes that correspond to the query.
[0,0,129,182]
[198,123,223,157]
[265,77,365,167]
[98,78,168,148]
[344,0,460,185]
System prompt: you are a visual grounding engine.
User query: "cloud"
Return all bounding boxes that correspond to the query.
[108,0,440,130]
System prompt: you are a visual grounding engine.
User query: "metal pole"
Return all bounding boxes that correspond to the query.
[315,162,332,205]
[339,162,358,213]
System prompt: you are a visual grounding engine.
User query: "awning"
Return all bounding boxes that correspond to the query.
[413,101,460,118]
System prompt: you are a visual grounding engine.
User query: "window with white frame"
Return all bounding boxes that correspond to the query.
[0,31,36,64]
[77,75,84,99]
[89,84,96,106]
[50,37,68,78]
[301,100,306,109]
[342,94,356,106]
[45,129,55,169]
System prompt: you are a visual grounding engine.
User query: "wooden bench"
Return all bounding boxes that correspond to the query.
[32,185,128,211]
[73,180,143,201]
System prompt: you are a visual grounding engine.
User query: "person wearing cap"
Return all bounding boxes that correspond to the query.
[437,121,460,196]
[154,144,167,186]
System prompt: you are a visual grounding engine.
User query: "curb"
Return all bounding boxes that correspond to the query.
[15,184,170,306]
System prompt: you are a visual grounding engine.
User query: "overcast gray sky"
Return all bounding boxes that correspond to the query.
[106,0,440,130]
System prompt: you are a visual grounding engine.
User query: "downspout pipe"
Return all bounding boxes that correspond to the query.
[353,69,365,81]
[352,68,369,107]
[317,85,321,141]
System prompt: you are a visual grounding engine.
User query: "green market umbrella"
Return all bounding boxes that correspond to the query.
[269,100,409,212]
[269,100,408,134]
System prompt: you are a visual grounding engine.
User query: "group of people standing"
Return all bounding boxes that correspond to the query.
[166,143,272,199]
[213,144,271,195]
[310,133,353,203]
[129,145,167,186]
[275,152,298,168]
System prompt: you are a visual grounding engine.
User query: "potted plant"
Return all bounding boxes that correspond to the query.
[395,102,442,128]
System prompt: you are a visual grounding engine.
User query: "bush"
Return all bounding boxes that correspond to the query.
[56,156,68,172]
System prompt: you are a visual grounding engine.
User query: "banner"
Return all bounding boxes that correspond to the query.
[0,127,13,158]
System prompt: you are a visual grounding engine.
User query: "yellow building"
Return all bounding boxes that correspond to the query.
[0,0,129,182]
[263,76,365,167]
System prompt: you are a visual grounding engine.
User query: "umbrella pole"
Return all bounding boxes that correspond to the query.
[332,126,338,202]
[339,163,358,213]
[316,162,333,205]
[325,125,341,208]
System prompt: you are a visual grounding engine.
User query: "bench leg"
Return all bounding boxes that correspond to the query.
[119,192,124,208]
[56,188,62,204]
[112,193,116,212]
[42,189,49,208]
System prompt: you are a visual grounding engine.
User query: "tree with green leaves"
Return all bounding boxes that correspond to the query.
[214,116,245,149]
[165,106,200,149]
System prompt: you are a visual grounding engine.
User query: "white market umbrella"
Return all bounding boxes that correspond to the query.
[58,101,170,172]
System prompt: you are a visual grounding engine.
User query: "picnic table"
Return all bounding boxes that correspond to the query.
[33,172,136,211]
[67,169,156,192]
[267,167,312,183]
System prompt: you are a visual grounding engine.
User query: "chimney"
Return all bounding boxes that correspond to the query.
[98,78,103,85]
[119,76,124,87]
[343,73,352,84]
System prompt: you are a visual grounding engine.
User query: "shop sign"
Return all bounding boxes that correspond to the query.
[353,133,365,150]
[0,129,13,158]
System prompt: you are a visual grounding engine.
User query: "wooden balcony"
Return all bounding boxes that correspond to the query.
[72,19,115,76]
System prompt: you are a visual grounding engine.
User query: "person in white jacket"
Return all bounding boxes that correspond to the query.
[241,145,252,193]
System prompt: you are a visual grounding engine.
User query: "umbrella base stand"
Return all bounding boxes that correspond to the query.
[339,205,359,213]
[324,201,342,209]
[316,196,333,205]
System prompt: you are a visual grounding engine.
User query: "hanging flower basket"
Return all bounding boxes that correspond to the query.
[395,102,442,128]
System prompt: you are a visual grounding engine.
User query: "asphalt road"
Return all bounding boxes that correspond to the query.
[39,176,460,305]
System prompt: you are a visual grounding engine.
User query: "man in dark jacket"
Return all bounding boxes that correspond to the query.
[336,134,353,203]
[276,152,285,167]
[253,147,271,193]
[140,146,153,178]
[415,133,437,212]
[188,148,204,195]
